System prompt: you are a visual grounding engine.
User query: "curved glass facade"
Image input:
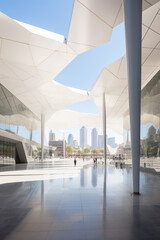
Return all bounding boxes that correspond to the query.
[123,70,160,173]
[140,71,160,172]
[0,84,42,164]
[0,140,16,165]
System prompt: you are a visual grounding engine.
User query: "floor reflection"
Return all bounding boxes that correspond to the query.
[41,180,44,210]
[91,166,97,187]
[102,164,107,231]
[0,162,160,240]
[0,160,82,184]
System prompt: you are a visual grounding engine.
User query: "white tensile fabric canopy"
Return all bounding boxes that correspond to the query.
[45,1,160,135]
[46,109,101,129]
[46,109,123,134]
[0,114,40,131]
[0,12,90,121]
[0,0,160,134]
[91,2,160,132]
[68,0,160,54]
[124,113,160,131]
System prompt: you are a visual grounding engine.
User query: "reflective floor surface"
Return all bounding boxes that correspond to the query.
[0,159,160,240]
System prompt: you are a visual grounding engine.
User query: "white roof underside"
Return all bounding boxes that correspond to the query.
[46,109,123,134]
[68,0,160,54]
[0,0,160,133]
[0,12,90,121]
[91,2,160,131]
[46,110,101,129]
[16,20,65,43]
[46,0,160,134]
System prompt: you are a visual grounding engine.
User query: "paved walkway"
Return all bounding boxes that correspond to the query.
[0,160,160,240]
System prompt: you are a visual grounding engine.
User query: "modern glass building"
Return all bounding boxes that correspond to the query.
[91,128,98,148]
[98,135,103,148]
[68,134,74,147]
[0,84,50,164]
[80,126,87,149]
[141,70,160,159]
[123,70,160,173]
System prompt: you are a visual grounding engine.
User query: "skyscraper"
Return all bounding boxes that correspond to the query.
[68,134,74,147]
[80,126,87,149]
[108,137,116,148]
[98,135,103,148]
[49,130,55,141]
[91,128,98,148]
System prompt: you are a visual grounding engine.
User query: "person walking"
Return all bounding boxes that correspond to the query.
[74,158,77,166]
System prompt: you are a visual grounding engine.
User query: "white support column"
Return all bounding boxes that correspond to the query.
[29,129,32,156]
[102,92,107,165]
[41,113,45,162]
[30,130,32,141]
[123,0,142,194]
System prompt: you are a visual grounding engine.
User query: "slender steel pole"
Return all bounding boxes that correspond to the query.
[41,113,45,162]
[102,92,107,165]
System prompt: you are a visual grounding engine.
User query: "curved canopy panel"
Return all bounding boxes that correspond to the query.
[91,2,160,125]
[46,109,123,134]
[68,0,160,54]
[0,12,90,119]
[124,112,160,131]
[46,109,100,129]
[0,114,40,131]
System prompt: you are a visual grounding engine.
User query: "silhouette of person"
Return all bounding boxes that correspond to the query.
[74,158,77,166]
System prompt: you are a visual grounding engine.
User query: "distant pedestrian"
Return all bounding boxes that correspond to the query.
[93,158,97,165]
[74,158,77,166]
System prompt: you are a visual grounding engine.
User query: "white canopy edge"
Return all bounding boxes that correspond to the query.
[68,0,160,54]
[0,11,90,121]
[90,2,160,124]
[46,109,123,135]
[16,20,65,43]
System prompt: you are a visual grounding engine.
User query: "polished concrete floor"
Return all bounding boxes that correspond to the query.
[0,160,160,240]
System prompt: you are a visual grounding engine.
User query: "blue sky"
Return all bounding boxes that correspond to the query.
[60,23,125,114]
[56,24,125,91]
[0,0,74,38]
[0,0,126,144]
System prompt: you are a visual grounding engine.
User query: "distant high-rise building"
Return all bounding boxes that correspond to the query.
[91,128,98,148]
[98,135,107,148]
[98,135,103,148]
[80,126,87,149]
[49,130,55,141]
[73,140,78,149]
[68,134,74,147]
[108,137,116,148]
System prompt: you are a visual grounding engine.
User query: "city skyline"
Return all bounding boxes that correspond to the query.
[47,126,122,148]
